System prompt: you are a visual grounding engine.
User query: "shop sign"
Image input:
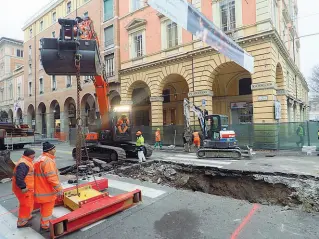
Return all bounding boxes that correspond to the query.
[258,95,268,101]
[231,102,247,109]
[202,99,206,107]
[188,90,214,97]
[32,120,36,126]
[251,82,275,90]
[274,101,281,120]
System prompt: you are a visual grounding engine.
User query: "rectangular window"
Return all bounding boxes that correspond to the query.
[20,50,23,57]
[40,21,43,31]
[52,75,57,90]
[39,78,44,94]
[52,31,56,38]
[220,0,236,32]
[104,25,114,48]
[28,63,32,74]
[104,54,114,77]
[16,49,21,57]
[9,84,13,99]
[28,82,32,96]
[131,0,142,12]
[17,86,21,98]
[104,0,114,21]
[67,1,71,14]
[28,45,32,58]
[163,89,170,103]
[239,78,252,95]
[84,11,89,18]
[29,28,32,38]
[133,32,143,58]
[52,12,56,22]
[167,21,178,48]
[66,76,72,87]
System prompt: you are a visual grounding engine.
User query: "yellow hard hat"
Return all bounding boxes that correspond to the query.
[157,128,160,131]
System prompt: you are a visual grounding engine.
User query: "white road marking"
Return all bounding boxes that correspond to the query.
[108,179,166,199]
[0,204,44,239]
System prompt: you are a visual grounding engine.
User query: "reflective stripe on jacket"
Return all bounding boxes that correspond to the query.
[193,132,200,141]
[155,131,161,142]
[34,153,62,203]
[12,156,34,196]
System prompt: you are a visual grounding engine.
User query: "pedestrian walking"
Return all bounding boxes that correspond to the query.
[33,142,63,233]
[154,128,162,150]
[12,148,36,228]
[296,124,305,147]
[136,131,146,162]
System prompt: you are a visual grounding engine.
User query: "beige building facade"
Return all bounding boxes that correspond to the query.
[119,0,308,127]
[0,37,25,123]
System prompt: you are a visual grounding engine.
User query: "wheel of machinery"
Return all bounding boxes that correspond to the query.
[110,151,118,161]
[197,150,205,158]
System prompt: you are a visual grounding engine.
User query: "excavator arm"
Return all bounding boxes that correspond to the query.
[40,16,110,129]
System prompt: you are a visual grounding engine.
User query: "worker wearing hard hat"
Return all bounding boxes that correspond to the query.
[136,131,146,162]
[33,142,63,232]
[154,128,162,150]
[117,114,130,134]
[12,148,36,228]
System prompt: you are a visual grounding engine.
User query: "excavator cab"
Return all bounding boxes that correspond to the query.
[40,17,103,76]
[111,105,132,142]
[203,115,238,149]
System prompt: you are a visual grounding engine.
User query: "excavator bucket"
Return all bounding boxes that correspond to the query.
[40,38,103,76]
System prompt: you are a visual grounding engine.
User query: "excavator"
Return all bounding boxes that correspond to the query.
[40,16,152,162]
[183,99,252,159]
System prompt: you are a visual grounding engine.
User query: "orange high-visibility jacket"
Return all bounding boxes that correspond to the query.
[34,153,62,203]
[12,156,34,197]
[155,130,161,141]
[193,132,200,141]
[117,118,130,126]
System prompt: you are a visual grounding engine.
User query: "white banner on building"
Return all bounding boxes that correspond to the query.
[148,0,255,73]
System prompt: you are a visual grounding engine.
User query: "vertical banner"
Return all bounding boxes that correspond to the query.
[148,0,254,73]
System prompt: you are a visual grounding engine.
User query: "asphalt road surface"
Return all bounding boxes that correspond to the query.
[0,144,318,239]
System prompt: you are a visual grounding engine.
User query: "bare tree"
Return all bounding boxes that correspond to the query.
[308,65,319,95]
[308,65,319,112]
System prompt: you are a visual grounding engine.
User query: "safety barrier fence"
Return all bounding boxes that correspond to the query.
[43,121,319,150]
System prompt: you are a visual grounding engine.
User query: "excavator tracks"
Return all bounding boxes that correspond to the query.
[196,148,242,159]
[73,144,127,162]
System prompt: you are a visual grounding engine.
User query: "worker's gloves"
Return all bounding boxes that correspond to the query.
[21,188,29,193]
[57,190,64,201]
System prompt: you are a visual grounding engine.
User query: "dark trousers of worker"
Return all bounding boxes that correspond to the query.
[297,136,304,147]
[39,201,55,229]
[15,192,34,226]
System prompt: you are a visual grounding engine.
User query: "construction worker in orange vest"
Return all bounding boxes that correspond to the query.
[33,142,63,233]
[154,128,162,150]
[12,149,36,228]
[192,131,202,149]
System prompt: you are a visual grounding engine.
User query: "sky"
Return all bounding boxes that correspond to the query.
[0,0,318,79]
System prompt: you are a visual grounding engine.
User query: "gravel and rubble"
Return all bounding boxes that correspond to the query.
[61,158,319,212]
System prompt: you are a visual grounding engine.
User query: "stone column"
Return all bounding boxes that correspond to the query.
[251,82,278,149]
[187,90,214,126]
[276,90,288,122]
[252,82,277,123]
[150,97,164,127]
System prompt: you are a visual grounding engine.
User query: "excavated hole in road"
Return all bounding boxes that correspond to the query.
[110,162,319,212]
